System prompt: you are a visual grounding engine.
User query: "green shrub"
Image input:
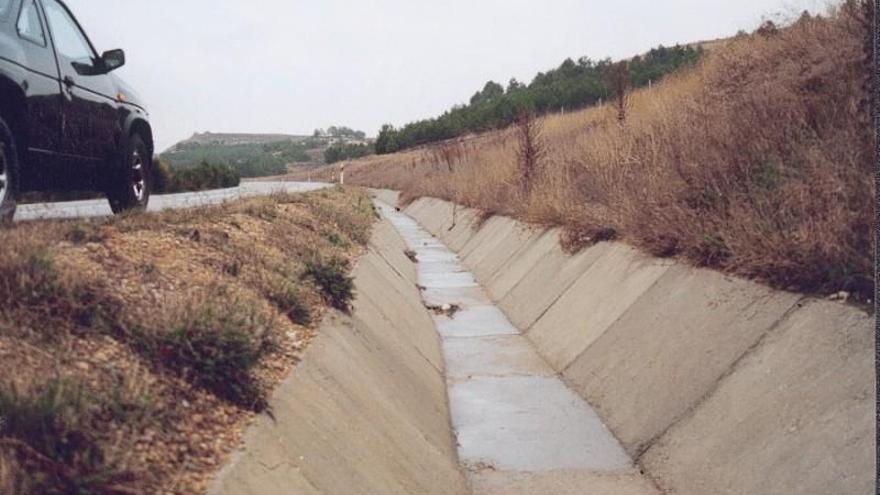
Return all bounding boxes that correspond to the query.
[65,222,106,244]
[150,157,173,194]
[305,256,354,311]
[166,161,241,193]
[144,300,275,410]
[0,244,111,332]
[266,279,311,326]
[224,260,242,277]
[324,141,373,164]
[0,379,131,494]
[325,231,350,248]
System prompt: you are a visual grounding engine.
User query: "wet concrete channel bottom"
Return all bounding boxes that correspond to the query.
[377,202,653,494]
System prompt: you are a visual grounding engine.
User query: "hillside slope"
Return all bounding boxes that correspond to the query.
[340,5,874,301]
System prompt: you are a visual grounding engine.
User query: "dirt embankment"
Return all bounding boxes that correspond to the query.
[329,6,875,302]
[0,187,376,494]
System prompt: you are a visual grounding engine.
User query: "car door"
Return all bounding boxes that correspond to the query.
[11,0,63,155]
[40,0,118,163]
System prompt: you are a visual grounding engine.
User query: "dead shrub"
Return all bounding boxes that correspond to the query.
[515,110,546,198]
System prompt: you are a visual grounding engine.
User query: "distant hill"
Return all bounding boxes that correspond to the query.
[166,132,316,152]
[161,129,375,178]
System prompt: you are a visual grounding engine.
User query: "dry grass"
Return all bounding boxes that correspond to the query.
[0,186,375,494]
[329,7,874,300]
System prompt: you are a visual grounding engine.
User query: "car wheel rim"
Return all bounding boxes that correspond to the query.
[131,149,146,203]
[0,141,8,206]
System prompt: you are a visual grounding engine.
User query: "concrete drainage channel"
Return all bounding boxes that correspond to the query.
[210,189,873,495]
[376,201,656,494]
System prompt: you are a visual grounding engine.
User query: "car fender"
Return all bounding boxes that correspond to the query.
[122,110,154,156]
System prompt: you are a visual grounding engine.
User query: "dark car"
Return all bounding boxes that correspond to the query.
[0,0,153,221]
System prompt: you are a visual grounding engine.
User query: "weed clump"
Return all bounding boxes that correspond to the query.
[0,240,114,334]
[65,222,106,244]
[305,256,355,311]
[266,278,311,326]
[325,231,351,248]
[0,379,133,495]
[139,299,276,411]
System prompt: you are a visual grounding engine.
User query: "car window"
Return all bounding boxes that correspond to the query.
[42,0,95,64]
[17,0,47,46]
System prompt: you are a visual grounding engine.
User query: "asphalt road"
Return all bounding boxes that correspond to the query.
[14,181,331,222]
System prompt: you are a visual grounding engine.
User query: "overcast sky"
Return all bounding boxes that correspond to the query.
[65,0,828,150]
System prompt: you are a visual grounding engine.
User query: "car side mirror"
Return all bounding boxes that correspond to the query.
[101,49,125,73]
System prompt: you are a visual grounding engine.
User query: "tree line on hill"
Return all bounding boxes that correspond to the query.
[161,140,321,177]
[324,141,373,164]
[313,126,367,140]
[375,44,703,154]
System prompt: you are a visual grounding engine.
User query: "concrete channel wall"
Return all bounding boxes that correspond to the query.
[388,191,876,495]
[209,215,469,495]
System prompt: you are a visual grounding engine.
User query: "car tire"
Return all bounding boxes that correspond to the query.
[107,133,151,214]
[0,115,19,224]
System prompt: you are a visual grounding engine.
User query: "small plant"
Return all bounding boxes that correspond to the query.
[305,256,355,311]
[325,231,351,248]
[0,379,132,494]
[266,278,311,326]
[65,222,105,244]
[0,244,113,334]
[140,262,157,276]
[696,233,731,267]
[224,259,242,277]
[244,202,278,221]
[100,365,160,427]
[144,300,276,410]
[0,248,61,309]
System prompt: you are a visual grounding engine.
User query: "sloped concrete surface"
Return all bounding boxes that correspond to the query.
[563,264,804,456]
[526,244,672,370]
[641,299,875,495]
[499,242,610,331]
[209,217,468,495]
[462,218,543,284]
[484,229,559,301]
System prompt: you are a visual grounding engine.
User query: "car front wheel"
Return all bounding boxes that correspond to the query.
[0,115,19,224]
[108,133,151,214]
